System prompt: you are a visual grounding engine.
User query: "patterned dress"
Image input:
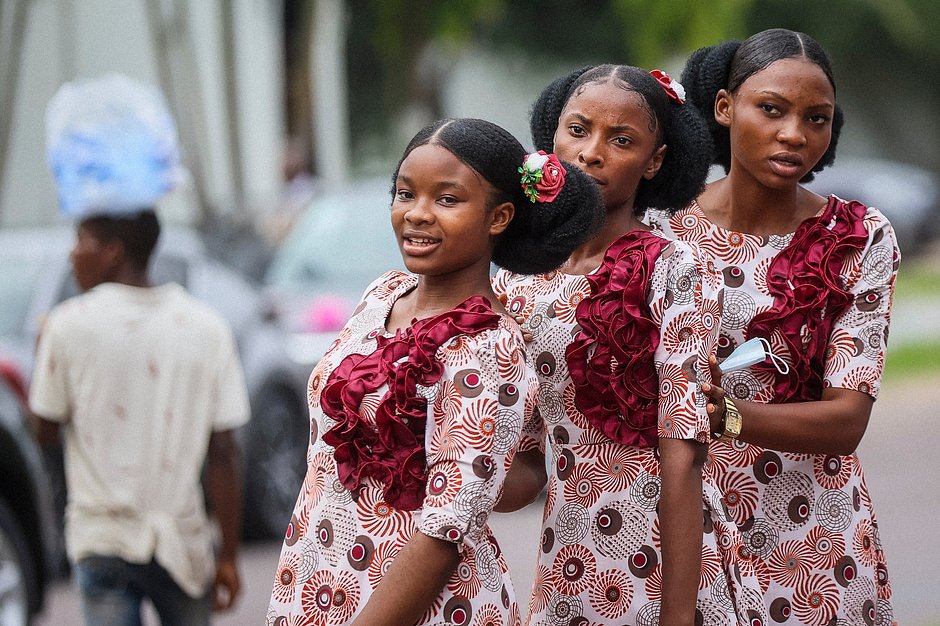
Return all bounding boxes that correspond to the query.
[268,271,537,626]
[647,198,899,626]
[493,231,764,625]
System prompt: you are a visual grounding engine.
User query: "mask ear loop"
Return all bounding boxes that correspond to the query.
[757,337,790,375]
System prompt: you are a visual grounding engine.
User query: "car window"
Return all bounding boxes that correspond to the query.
[265,185,402,299]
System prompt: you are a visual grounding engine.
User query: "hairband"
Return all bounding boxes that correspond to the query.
[519,151,567,203]
[649,69,686,104]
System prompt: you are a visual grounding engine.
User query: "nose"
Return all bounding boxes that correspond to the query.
[403,196,434,225]
[776,117,807,147]
[578,136,604,167]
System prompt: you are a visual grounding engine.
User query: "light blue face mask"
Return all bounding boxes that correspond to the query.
[719,337,790,375]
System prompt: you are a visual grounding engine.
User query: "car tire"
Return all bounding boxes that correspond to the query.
[0,497,34,626]
[243,387,308,539]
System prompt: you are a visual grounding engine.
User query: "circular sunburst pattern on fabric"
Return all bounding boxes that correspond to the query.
[762,471,815,532]
[717,470,760,526]
[814,454,854,490]
[537,383,566,425]
[471,603,505,626]
[474,539,503,593]
[861,243,893,285]
[721,289,757,331]
[356,490,410,538]
[594,445,642,492]
[815,489,854,533]
[853,519,879,568]
[630,472,662,512]
[588,568,634,620]
[592,500,649,560]
[635,600,662,626]
[544,592,584,626]
[792,572,840,625]
[448,557,482,600]
[491,408,522,455]
[723,369,763,402]
[552,543,597,596]
[553,501,590,545]
[316,504,357,567]
[741,516,780,560]
[666,262,700,306]
[768,539,812,588]
[802,525,845,570]
[424,463,463,510]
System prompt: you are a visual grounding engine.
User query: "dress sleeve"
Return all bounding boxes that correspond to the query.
[651,241,722,443]
[823,209,900,399]
[418,325,535,549]
[28,311,71,422]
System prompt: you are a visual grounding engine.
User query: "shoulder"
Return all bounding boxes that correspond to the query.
[829,196,900,254]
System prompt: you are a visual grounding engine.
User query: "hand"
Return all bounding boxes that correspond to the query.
[702,355,727,434]
[512,313,533,342]
[212,557,240,612]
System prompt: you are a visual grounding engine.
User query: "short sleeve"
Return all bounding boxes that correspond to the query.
[29,312,71,422]
[210,324,251,431]
[823,210,900,400]
[418,325,535,549]
[651,241,722,443]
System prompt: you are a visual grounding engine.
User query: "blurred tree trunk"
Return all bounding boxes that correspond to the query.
[309,0,350,184]
[221,0,246,211]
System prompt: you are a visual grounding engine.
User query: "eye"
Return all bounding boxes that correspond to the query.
[438,195,459,206]
[759,103,780,115]
[568,123,586,137]
[808,113,831,125]
[395,188,414,201]
[612,135,633,147]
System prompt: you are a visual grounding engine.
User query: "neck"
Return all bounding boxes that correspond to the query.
[565,204,649,274]
[111,266,152,289]
[703,169,822,236]
[391,260,497,330]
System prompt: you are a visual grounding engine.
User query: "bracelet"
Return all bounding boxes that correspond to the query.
[712,396,743,442]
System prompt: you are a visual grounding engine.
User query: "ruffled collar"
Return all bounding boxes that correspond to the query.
[321,294,501,510]
[565,230,671,447]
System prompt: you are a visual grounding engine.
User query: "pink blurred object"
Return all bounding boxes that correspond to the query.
[303,295,350,332]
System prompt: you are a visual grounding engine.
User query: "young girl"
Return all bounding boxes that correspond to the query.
[648,29,898,624]
[266,118,603,626]
[494,65,761,625]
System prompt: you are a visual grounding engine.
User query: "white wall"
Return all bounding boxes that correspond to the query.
[0,0,285,227]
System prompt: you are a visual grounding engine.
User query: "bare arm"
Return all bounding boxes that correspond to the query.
[704,357,873,455]
[350,531,460,626]
[205,429,242,611]
[28,413,62,448]
[657,436,706,626]
[494,449,547,513]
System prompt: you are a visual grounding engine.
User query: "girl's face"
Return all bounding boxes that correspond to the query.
[716,57,835,189]
[391,143,512,279]
[553,80,665,213]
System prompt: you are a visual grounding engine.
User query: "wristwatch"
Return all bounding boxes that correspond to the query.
[712,396,743,442]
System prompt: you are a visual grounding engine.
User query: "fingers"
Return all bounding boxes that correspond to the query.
[212,560,241,612]
[708,353,723,386]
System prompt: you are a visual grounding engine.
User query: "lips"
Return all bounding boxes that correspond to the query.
[768,152,805,177]
[401,231,441,256]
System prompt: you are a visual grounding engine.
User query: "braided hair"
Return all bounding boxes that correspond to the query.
[392,118,604,275]
[681,28,844,183]
[529,64,713,216]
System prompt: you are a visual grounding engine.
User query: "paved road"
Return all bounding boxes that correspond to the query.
[33,371,940,625]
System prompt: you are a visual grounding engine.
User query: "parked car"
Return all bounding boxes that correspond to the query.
[806,156,940,255]
[0,226,309,540]
[0,374,60,624]
[263,178,404,367]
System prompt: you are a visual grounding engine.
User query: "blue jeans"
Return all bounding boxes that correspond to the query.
[75,556,211,626]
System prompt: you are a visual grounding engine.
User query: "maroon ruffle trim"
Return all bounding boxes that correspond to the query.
[320,296,501,511]
[565,231,671,447]
[748,196,870,402]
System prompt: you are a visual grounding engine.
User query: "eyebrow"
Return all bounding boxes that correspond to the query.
[396,174,468,192]
[757,90,834,109]
[566,112,639,134]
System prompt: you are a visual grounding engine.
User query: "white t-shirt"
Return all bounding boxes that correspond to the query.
[29,282,250,597]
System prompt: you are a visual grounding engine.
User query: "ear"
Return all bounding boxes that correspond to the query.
[489,201,515,236]
[100,238,126,270]
[714,88,733,129]
[642,144,667,181]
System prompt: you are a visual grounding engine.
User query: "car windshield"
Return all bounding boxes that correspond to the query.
[265,182,403,298]
[0,254,44,336]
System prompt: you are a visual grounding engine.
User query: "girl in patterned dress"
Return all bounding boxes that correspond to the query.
[494,65,763,625]
[647,29,899,625]
[266,118,604,626]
